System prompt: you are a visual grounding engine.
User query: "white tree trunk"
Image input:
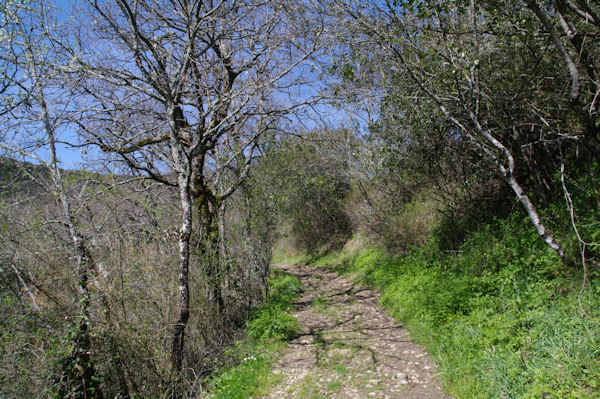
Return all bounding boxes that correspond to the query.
[507,175,565,259]
[168,105,193,373]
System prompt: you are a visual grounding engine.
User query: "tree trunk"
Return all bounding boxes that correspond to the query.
[71,249,102,399]
[29,48,103,397]
[56,241,103,399]
[217,201,229,291]
[170,183,192,373]
[201,198,224,315]
[169,108,193,374]
[507,175,565,259]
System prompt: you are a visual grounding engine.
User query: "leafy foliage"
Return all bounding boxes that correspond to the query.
[255,130,353,249]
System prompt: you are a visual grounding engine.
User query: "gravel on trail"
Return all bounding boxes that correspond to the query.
[261,263,451,399]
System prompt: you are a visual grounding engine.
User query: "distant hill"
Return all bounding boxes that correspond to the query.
[0,158,48,197]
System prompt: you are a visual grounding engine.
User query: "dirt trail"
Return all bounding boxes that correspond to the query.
[261,263,450,399]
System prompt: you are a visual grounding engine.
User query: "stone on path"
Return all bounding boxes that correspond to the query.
[261,263,451,399]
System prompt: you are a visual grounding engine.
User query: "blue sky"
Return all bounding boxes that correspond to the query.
[5,0,377,170]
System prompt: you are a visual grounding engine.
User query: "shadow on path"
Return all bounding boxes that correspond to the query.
[261,263,451,399]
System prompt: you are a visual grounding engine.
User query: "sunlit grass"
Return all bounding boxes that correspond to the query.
[309,217,600,398]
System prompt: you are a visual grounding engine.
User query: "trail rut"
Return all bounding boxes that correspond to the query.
[261,263,450,399]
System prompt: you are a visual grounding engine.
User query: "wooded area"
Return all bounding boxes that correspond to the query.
[0,0,598,397]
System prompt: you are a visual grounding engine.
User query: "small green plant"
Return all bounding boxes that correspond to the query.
[207,348,281,399]
[247,271,301,342]
[206,271,301,398]
[312,295,329,313]
[247,308,299,342]
[268,270,302,308]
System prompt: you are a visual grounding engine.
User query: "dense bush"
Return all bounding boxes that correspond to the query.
[255,130,353,250]
[0,172,277,398]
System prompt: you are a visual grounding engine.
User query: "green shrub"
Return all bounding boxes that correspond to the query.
[267,271,302,308]
[247,308,299,342]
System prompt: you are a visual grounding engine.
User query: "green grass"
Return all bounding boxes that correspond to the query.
[206,342,285,399]
[205,269,301,398]
[271,250,311,265]
[305,214,600,398]
[312,295,329,313]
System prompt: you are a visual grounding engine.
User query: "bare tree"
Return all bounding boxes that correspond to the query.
[0,1,103,397]
[524,0,600,157]
[72,0,325,374]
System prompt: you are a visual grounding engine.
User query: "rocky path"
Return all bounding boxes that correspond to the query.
[261,264,450,399]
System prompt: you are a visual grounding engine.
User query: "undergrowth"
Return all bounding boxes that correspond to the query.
[204,269,301,398]
[311,214,600,398]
